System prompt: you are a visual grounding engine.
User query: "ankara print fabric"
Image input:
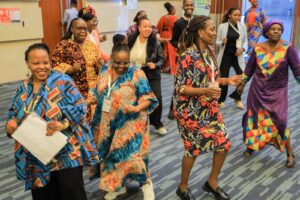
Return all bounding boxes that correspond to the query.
[245,7,267,55]
[6,71,99,191]
[242,41,300,151]
[51,39,101,122]
[91,65,158,192]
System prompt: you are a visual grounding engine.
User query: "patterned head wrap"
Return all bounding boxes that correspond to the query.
[82,6,95,15]
[262,19,284,39]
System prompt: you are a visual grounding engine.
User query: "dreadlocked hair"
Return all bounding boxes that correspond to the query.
[179,15,211,54]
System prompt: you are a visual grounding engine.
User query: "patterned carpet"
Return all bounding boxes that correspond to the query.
[1,72,300,200]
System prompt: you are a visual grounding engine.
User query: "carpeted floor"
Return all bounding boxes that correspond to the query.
[1,72,300,200]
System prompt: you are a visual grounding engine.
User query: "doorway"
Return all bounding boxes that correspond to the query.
[242,0,296,42]
[39,0,65,52]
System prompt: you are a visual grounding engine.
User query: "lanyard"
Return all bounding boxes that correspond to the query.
[228,22,240,35]
[137,36,147,59]
[107,74,118,97]
[197,44,216,82]
[203,55,216,82]
[25,94,41,113]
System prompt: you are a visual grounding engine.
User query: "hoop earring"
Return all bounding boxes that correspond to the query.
[26,70,30,77]
[71,34,74,41]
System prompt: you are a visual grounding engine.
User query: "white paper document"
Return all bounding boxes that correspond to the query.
[12,113,68,165]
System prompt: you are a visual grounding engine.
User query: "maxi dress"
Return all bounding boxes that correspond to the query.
[242,41,300,151]
[91,65,158,192]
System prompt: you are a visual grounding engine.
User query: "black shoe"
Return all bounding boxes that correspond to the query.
[168,110,175,120]
[176,188,195,200]
[202,181,230,200]
[243,148,254,157]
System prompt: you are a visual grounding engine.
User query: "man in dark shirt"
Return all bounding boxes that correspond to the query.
[168,0,195,121]
[171,0,195,48]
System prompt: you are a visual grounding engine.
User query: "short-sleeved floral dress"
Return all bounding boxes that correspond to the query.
[173,47,231,157]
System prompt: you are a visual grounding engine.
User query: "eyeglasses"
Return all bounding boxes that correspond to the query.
[113,61,130,66]
[75,27,87,31]
[91,20,98,25]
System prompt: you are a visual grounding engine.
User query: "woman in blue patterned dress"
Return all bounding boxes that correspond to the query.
[91,44,158,200]
[174,15,242,200]
[5,43,99,200]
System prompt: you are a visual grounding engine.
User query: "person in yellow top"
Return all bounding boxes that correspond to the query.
[52,18,103,123]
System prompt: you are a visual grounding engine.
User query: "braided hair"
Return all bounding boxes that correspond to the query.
[179,15,211,54]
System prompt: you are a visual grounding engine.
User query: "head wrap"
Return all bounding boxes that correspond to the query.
[82,6,95,15]
[262,19,284,39]
[248,0,256,3]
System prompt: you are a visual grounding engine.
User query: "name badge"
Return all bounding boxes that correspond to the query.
[136,59,143,68]
[236,39,242,49]
[102,97,112,113]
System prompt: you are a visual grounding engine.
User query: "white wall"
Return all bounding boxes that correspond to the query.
[0,1,43,84]
[0,0,182,84]
[89,0,182,55]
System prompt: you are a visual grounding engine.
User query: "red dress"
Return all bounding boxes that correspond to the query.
[157,15,178,74]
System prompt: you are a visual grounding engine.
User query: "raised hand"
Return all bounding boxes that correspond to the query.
[72,62,82,73]
[147,62,156,70]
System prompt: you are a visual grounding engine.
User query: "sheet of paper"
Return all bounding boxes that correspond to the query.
[12,113,68,165]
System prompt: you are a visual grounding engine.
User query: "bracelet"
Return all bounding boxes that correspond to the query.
[62,118,70,129]
[179,85,186,95]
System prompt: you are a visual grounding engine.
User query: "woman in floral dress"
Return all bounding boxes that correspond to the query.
[173,15,242,200]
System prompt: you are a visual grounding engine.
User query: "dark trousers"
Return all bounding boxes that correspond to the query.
[149,79,163,129]
[169,97,173,112]
[31,166,87,200]
[219,52,243,103]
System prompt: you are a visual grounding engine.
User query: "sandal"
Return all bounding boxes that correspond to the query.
[286,152,296,168]
[243,148,254,157]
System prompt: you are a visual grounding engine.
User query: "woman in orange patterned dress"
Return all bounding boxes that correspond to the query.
[52,18,103,123]
[157,2,178,74]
